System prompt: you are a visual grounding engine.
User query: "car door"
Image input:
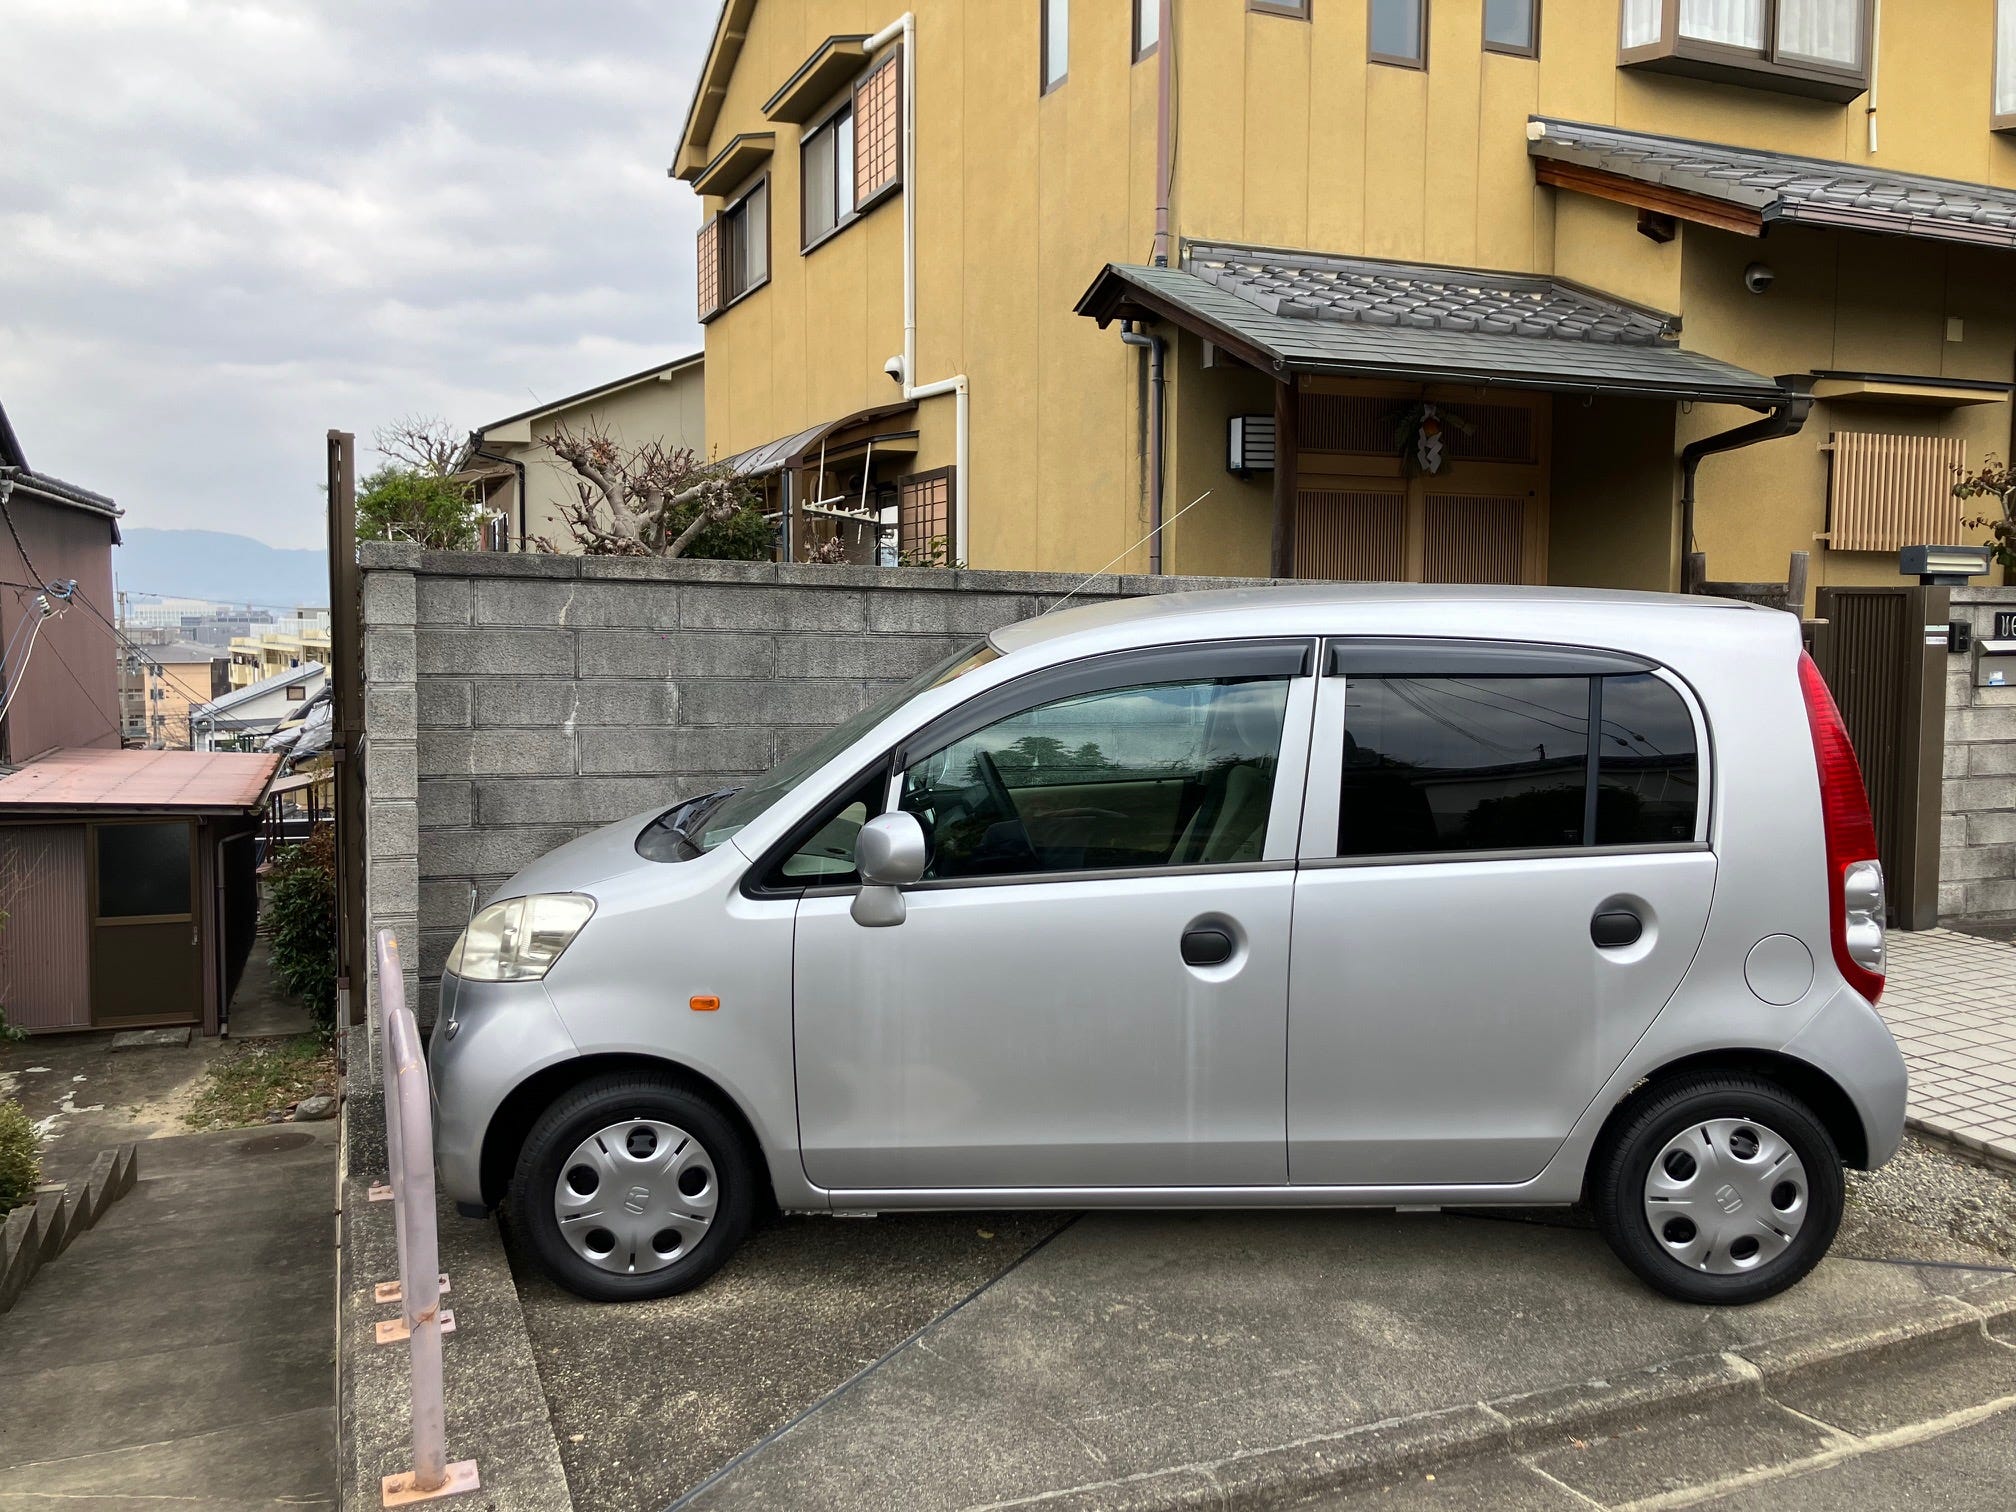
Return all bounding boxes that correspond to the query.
[1287,639,1717,1186]
[790,639,1316,1192]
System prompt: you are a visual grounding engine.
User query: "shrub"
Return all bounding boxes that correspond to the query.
[0,1098,38,1215]
[267,827,338,1032]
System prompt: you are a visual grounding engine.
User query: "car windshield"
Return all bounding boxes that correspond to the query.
[638,640,1000,861]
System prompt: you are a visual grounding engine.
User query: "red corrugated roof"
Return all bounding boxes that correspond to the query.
[0,748,282,813]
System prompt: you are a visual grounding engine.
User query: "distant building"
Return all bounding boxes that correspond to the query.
[191,662,328,751]
[457,353,705,552]
[120,640,230,749]
[227,613,331,690]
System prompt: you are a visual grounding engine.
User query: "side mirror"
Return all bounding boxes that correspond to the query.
[851,811,928,927]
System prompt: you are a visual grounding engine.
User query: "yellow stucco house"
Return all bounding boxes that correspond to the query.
[675,0,2016,605]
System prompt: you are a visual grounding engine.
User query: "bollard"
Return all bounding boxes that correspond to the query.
[374,929,479,1507]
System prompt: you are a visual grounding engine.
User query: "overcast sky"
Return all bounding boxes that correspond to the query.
[0,0,715,550]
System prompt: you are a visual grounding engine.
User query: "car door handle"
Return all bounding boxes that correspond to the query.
[1180,928,1235,967]
[1591,910,1643,949]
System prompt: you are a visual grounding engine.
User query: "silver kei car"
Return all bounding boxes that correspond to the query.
[430,584,1906,1306]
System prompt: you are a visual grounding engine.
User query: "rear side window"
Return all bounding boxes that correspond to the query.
[1338,671,1697,858]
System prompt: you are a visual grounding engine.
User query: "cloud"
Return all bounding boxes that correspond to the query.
[0,0,715,550]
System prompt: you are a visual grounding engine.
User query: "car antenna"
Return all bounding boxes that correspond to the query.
[1039,490,1214,617]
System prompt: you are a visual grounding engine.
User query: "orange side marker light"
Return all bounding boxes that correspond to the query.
[690,995,721,1012]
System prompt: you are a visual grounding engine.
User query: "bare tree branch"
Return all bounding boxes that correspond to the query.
[537,420,759,559]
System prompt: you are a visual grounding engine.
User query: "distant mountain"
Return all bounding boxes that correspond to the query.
[115,528,330,611]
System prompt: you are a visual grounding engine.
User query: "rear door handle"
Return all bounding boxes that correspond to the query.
[1180,928,1235,967]
[1591,910,1643,949]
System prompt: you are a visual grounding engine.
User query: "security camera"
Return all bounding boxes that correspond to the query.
[1743,263,1775,295]
[883,355,906,384]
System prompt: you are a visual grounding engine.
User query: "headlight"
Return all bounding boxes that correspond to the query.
[446,894,596,982]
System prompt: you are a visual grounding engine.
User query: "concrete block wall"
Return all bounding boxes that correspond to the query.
[358,542,1283,1019]
[1942,586,2016,923]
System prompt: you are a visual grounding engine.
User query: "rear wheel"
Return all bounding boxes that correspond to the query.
[506,1073,756,1302]
[1591,1073,1842,1305]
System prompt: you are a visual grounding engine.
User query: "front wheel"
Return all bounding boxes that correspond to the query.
[506,1073,756,1302]
[1591,1073,1843,1305]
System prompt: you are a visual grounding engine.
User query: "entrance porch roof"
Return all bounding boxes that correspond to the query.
[1075,242,1790,407]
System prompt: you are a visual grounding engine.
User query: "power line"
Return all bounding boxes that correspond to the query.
[0,473,46,587]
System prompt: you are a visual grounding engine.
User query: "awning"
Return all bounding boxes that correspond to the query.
[1529,117,2016,250]
[716,401,919,478]
[1076,243,1792,406]
[0,748,282,816]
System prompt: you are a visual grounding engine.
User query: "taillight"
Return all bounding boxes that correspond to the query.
[1796,652,1885,1002]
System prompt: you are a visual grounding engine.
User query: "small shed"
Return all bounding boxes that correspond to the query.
[0,748,281,1035]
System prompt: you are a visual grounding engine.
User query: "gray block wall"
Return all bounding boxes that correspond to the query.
[1942,586,2016,923]
[358,542,1287,1019]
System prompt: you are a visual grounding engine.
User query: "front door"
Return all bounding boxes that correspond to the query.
[90,819,201,1027]
[792,642,1315,1191]
[1287,642,1716,1185]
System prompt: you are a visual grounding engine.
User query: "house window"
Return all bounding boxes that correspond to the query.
[286,684,307,702]
[1369,0,1427,68]
[1250,0,1312,17]
[898,468,956,565]
[1619,0,1868,101]
[1484,0,1539,56]
[800,52,900,252]
[802,106,856,247]
[698,177,770,321]
[1042,0,1068,93]
[1997,0,2016,130]
[1134,0,1159,59]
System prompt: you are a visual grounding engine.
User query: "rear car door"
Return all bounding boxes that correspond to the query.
[1287,639,1717,1186]
[790,640,1316,1191]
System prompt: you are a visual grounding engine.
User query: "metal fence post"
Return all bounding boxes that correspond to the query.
[373,929,479,1506]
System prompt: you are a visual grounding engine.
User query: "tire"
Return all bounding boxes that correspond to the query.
[505,1072,757,1302]
[1591,1073,1843,1305]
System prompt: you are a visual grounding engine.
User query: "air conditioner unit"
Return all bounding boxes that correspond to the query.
[1228,415,1276,475]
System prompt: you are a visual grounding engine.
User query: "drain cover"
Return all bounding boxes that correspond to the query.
[234,1131,315,1156]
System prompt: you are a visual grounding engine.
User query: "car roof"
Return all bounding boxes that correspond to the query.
[989,583,1765,659]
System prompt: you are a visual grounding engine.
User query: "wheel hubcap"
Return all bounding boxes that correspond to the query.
[1643,1117,1808,1275]
[552,1119,717,1275]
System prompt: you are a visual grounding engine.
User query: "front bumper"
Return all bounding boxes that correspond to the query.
[429,972,580,1209]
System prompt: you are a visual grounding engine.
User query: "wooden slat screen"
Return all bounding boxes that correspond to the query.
[1828,431,1966,553]
[1294,489,1406,580]
[1297,395,1534,462]
[696,217,721,320]
[898,468,954,560]
[1423,494,1525,584]
[854,54,902,204]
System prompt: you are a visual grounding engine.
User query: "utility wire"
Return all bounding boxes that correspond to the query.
[0,472,46,588]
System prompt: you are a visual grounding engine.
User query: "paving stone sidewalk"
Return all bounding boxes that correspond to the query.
[1882,928,2016,1167]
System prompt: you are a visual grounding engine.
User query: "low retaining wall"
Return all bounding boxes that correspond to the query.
[1942,586,2016,923]
[357,543,1286,1020]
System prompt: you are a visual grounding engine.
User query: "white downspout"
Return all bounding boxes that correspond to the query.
[865,11,971,566]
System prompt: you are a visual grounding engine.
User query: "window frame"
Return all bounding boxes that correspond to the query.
[1368,0,1429,69]
[798,95,857,253]
[1134,0,1160,60]
[699,173,772,323]
[1298,639,1712,866]
[1617,0,1872,102]
[1482,0,1540,58]
[1249,0,1312,19]
[1997,0,2016,132]
[1041,0,1069,94]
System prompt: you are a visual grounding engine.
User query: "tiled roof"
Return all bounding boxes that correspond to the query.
[1187,244,1674,346]
[0,748,280,813]
[1528,117,2016,249]
[1076,246,1788,404]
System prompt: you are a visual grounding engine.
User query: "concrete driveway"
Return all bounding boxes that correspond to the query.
[504,1167,2016,1512]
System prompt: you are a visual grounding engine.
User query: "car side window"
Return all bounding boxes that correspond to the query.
[1337,670,1699,858]
[900,676,1291,881]
[761,768,885,888]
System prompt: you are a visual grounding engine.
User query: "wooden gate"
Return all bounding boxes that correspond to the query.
[1808,586,1948,930]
